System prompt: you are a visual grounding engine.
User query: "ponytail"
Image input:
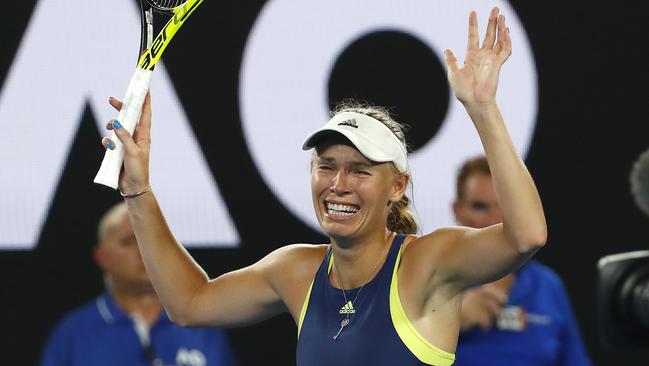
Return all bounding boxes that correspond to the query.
[387,194,418,234]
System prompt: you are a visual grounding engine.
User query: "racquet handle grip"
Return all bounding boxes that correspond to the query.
[94,68,153,189]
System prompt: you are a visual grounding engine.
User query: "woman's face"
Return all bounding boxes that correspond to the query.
[311,137,406,240]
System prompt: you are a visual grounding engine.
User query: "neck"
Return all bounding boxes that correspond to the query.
[108,279,162,325]
[330,229,393,289]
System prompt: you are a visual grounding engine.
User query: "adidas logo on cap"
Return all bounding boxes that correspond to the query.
[337,119,358,128]
[339,301,355,314]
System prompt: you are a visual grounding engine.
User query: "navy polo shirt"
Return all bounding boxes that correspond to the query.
[456,261,592,366]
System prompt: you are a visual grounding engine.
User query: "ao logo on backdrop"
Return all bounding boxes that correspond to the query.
[0,0,237,249]
[240,0,538,234]
[0,0,537,250]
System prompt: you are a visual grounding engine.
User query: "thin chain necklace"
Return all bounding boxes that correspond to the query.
[331,232,392,340]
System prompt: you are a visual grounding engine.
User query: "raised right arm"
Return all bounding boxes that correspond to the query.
[103,94,305,327]
[126,193,286,327]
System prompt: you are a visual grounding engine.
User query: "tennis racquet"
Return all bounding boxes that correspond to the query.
[94,0,204,189]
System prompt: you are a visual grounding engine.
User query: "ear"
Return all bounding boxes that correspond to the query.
[93,244,109,271]
[452,200,464,223]
[389,173,409,203]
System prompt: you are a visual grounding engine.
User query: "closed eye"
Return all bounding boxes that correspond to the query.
[469,201,489,211]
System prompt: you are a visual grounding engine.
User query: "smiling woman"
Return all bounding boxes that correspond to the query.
[304,102,417,240]
[101,7,546,366]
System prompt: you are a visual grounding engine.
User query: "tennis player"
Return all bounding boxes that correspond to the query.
[102,7,546,365]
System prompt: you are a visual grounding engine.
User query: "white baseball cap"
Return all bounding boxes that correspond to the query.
[302,112,408,173]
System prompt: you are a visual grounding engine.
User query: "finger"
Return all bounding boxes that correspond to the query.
[133,91,152,146]
[482,7,499,49]
[494,14,505,54]
[503,26,512,60]
[108,96,123,111]
[477,312,496,331]
[496,15,512,62]
[105,121,113,131]
[101,137,116,150]
[494,41,502,55]
[467,11,479,52]
[481,284,509,304]
[481,296,504,319]
[110,119,140,155]
[444,49,459,74]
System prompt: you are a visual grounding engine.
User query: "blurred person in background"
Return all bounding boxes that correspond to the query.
[630,148,649,218]
[40,202,237,366]
[452,156,591,366]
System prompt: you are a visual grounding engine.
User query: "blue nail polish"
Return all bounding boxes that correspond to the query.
[113,120,122,129]
[107,141,115,150]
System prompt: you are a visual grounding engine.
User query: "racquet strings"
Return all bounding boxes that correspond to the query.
[145,0,189,11]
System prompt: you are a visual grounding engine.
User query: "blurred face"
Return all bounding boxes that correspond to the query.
[95,209,151,290]
[453,172,502,229]
[311,137,406,240]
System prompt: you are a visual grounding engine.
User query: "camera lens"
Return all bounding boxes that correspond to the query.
[599,251,649,349]
[618,265,649,340]
[631,275,649,328]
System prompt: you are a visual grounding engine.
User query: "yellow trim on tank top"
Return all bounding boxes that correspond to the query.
[389,244,456,365]
[297,251,335,338]
[297,280,313,338]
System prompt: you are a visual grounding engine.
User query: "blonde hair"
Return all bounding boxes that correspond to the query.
[333,100,418,234]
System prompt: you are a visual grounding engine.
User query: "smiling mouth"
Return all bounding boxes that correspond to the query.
[324,201,360,217]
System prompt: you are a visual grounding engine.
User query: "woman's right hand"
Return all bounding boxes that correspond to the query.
[101,92,152,195]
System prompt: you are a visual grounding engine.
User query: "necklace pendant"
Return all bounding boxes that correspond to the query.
[332,318,350,340]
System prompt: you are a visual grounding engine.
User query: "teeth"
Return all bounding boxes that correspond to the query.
[325,202,359,216]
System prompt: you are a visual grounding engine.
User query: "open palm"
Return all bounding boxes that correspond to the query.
[445,8,512,106]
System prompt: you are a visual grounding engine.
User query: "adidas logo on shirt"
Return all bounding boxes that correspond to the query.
[339,301,355,314]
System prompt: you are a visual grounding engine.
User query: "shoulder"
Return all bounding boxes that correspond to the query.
[401,227,467,265]
[42,298,106,357]
[255,243,329,317]
[261,243,328,269]
[517,261,573,307]
[49,299,105,335]
[520,260,563,288]
[259,243,329,284]
[266,243,329,259]
[397,229,467,289]
[515,262,580,325]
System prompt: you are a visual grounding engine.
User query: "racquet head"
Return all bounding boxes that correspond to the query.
[143,0,190,12]
[137,0,203,69]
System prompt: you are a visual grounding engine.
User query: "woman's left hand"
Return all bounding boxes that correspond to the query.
[444,7,512,108]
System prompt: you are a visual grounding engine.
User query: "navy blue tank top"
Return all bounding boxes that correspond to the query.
[296,234,455,365]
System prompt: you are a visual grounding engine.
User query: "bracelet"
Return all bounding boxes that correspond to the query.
[120,185,152,199]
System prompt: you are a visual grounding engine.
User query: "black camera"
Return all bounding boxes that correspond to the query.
[598,251,649,349]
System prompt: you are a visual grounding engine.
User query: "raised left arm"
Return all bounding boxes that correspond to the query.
[421,7,547,289]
